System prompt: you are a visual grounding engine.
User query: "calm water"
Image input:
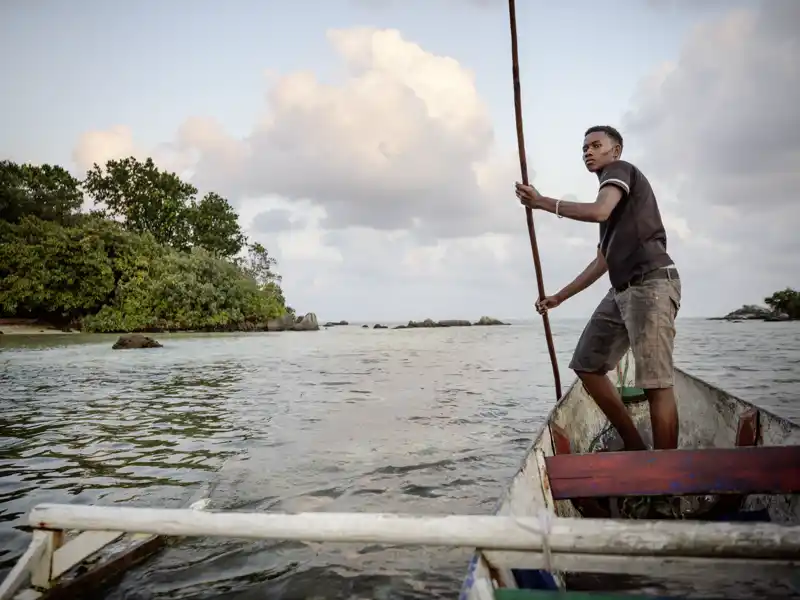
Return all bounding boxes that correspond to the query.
[1,319,799,599]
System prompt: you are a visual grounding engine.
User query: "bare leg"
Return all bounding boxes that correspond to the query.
[645,387,679,450]
[577,371,647,451]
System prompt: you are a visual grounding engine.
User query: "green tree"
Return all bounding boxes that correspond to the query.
[83,246,286,333]
[764,288,800,319]
[241,242,281,288]
[0,160,83,225]
[83,156,196,249]
[0,216,116,322]
[187,192,245,258]
[1,155,292,330]
[237,241,291,315]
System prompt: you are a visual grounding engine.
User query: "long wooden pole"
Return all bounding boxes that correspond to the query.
[28,504,800,558]
[508,0,562,400]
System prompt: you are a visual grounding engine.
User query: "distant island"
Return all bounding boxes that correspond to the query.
[326,316,509,329]
[713,288,799,322]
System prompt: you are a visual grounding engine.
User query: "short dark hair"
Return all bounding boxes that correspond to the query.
[584,125,623,150]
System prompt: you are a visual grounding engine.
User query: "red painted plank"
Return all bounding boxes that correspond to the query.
[736,408,759,447]
[550,423,571,455]
[545,445,800,499]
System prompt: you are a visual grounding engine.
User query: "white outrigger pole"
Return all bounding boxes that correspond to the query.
[2,503,800,600]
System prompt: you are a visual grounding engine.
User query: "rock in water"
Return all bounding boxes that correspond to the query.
[112,334,163,350]
[437,319,471,327]
[474,316,509,326]
[293,313,320,331]
[266,313,296,331]
[265,312,320,331]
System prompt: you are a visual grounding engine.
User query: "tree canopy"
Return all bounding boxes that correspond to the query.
[764,288,800,319]
[0,157,290,332]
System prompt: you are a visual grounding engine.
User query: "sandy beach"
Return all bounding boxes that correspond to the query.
[0,319,77,335]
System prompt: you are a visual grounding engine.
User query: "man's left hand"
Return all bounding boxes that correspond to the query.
[515,182,543,209]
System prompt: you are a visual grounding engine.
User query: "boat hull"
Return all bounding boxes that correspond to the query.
[459,360,800,600]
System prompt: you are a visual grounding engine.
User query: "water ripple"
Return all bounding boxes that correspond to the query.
[0,320,798,598]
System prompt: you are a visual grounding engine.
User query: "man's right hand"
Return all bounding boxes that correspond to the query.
[536,295,562,314]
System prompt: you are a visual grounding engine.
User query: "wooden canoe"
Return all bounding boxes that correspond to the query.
[459,353,800,600]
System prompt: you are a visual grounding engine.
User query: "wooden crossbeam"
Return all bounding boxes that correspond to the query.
[545,445,800,499]
[26,503,800,558]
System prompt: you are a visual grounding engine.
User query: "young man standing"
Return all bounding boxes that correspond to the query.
[515,125,681,451]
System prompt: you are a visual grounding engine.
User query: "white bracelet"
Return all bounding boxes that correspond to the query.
[555,199,563,218]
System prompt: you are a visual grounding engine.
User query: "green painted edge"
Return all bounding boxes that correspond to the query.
[620,386,645,397]
[620,386,646,403]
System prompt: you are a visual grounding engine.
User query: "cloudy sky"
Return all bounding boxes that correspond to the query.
[2,0,797,321]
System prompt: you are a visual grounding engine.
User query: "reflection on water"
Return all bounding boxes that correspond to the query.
[1,320,799,599]
[0,348,249,571]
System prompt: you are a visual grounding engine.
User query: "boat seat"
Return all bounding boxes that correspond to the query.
[545,445,800,499]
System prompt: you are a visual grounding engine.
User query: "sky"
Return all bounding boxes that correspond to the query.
[1,0,797,322]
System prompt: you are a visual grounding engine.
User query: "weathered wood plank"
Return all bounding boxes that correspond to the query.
[36,533,167,600]
[51,530,125,580]
[546,445,800,499]
[27,503,800,558]
[0,531,48,600]
[29,530,60,591]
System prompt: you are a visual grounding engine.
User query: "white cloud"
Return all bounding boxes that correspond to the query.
[72,125,137,172]
[623,0,799,313]
[170,27,521,241]
[69,7,798,319]
[72,124,195,178]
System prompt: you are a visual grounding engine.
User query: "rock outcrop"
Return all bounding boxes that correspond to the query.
[266,314,296,331]
[438,319,472,327]
[266,312,320,332]
[112,334,163,349]
[393,317,509,329]
[324,320,349,327]
[293,313,320,331]
[474,316,509,326]
[713,305,788,322]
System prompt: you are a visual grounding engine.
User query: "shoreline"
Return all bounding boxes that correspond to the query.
[0,316,511,336]
[0,324,79,336]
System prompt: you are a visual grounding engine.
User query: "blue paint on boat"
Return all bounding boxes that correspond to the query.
[458,553,480,600]
[511,568,559,590]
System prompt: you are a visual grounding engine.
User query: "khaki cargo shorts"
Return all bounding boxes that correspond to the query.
[569,274,682,389]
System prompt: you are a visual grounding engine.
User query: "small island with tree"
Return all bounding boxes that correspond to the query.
[716,288,800,322]
[0,156,308,334]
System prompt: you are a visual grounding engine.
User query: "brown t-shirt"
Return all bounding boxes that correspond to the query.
[597,160,673,289]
